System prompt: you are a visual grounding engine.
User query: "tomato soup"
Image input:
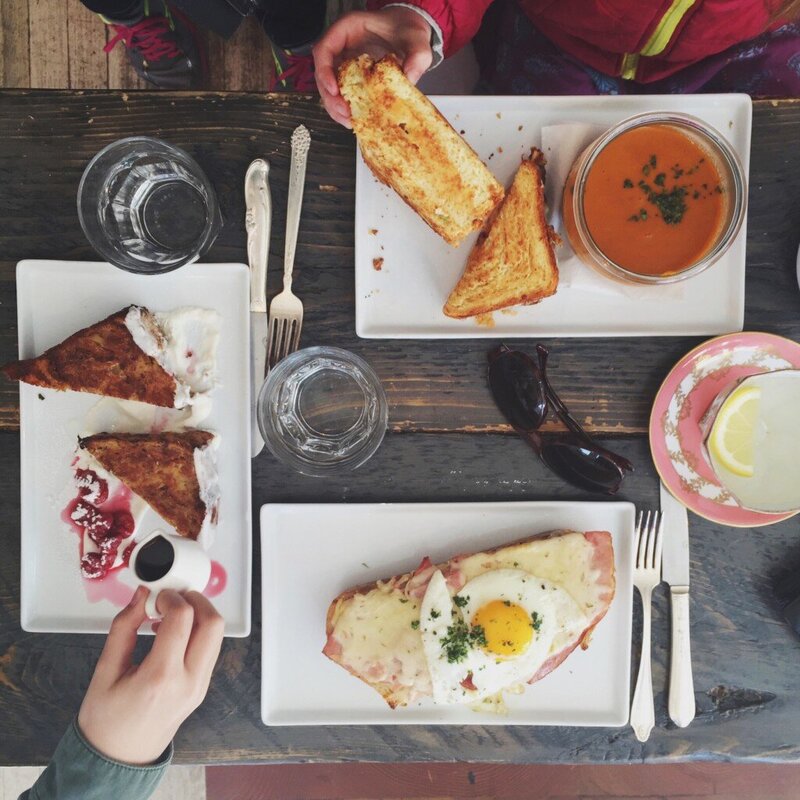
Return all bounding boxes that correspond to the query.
[580,124,728,276]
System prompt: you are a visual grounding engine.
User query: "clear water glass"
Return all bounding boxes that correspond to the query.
[257,347,388,477]
[77,137,222,274]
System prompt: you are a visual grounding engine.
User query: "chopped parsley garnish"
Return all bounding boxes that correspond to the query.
[531,611,543,632]
[631,156,694,225]
[648,186,687,224]
[439,621,487,663]
[399,598,408,604]
[430,609,441,619]
[503,600,511,607]
[453,595,469,608]
[622,178,633,189]
[635,179,688,225]
[410,620,420,630]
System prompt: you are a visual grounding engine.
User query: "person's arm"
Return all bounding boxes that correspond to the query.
[313,1,493,126]
[371,0,492,60]
[19,718,171,800]
[21,586,224,800]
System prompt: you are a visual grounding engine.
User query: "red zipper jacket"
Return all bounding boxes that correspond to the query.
[374,1,778,83]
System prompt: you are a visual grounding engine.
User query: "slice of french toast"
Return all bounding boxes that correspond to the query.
[2,307,182,407]
[79,430,217,540]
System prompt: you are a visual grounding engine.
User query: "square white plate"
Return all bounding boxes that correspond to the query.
[355,94,751,338]
[261,501,635,726]
[17,260,252,636]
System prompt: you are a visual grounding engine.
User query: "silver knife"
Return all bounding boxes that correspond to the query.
[245,159,271,458]
[660,482,696,728]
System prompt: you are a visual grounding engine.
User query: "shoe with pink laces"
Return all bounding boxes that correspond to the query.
[103,1,206,89]
[268,43,317,93]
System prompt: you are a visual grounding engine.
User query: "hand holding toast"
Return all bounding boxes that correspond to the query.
[313,8,433,127]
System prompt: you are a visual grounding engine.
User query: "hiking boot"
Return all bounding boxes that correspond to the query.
[104,2,206,89]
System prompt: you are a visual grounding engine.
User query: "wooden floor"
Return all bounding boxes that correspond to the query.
[205,763,800,800]
[0,0,335,91]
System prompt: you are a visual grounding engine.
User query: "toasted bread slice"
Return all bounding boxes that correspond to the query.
[79,430,217,540]
[444,149,559,319]
[338,54,504,247]
[2,307,181,407]
[323,530,615,709]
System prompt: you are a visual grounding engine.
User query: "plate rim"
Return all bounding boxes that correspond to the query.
[260,499,635,726]
[354,93,752,340]
[16,259,253,636]
[648,330,800,528]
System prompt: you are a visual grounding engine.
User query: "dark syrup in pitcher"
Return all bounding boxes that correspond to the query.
[134,535,174,582]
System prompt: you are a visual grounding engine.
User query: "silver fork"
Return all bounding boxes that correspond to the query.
[630,509,664,743]
[267,124,311,368]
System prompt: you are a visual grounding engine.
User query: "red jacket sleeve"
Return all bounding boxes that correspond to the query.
[369,0,494,57]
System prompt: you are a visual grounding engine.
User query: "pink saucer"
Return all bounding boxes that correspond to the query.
[649,332,800,528]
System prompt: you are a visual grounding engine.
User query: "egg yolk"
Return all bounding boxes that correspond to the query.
[471,600,534,657]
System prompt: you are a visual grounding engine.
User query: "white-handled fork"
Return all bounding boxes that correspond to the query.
[267,124,310,369]
[630,509,664,743]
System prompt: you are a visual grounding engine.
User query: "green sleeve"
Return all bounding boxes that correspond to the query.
[20,718,172,800]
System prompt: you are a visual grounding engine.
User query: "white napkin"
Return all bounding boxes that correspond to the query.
[541,123,685,300]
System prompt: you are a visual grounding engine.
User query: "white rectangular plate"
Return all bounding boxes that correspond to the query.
[355,94,751,338]
[17,260,252,636]
[261,501,634,726]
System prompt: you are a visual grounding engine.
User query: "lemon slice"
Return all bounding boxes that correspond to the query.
[708,385,761,478]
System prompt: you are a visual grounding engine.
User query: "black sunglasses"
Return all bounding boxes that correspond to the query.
[488,344,633,494]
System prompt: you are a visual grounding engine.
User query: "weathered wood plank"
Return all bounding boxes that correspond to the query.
[222,16,273,93]
[0,94,798,436]
[2,432,800,765]
[27,0,68,88]
[202,28,227,92]
[0,0,31,88]
[66,0,107,89]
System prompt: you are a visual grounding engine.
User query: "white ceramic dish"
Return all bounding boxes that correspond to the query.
[17,260,252,635]
[355,94,751,338]
[261,501,635,726]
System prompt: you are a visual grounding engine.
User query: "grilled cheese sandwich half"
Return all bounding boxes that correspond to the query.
[338,54,504,247]
[444,149,559,318]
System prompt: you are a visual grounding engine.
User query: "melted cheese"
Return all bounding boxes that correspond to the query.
[456,532,603,613]
[329,531,612,706]
[331,586,431,695]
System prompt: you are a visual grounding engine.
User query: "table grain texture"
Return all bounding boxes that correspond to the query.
[0,91,799,766]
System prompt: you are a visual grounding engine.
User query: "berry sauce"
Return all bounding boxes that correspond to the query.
[61,470,135,581]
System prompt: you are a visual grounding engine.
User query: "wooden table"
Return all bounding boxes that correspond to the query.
[1,91,799,766]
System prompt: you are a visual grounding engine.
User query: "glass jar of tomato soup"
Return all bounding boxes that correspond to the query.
[562,112,747,285]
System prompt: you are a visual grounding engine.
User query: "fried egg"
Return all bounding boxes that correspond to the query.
[419,568,588,705]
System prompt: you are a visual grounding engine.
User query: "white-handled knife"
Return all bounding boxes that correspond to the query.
[245,159,271,458]
[660,482,696,728]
